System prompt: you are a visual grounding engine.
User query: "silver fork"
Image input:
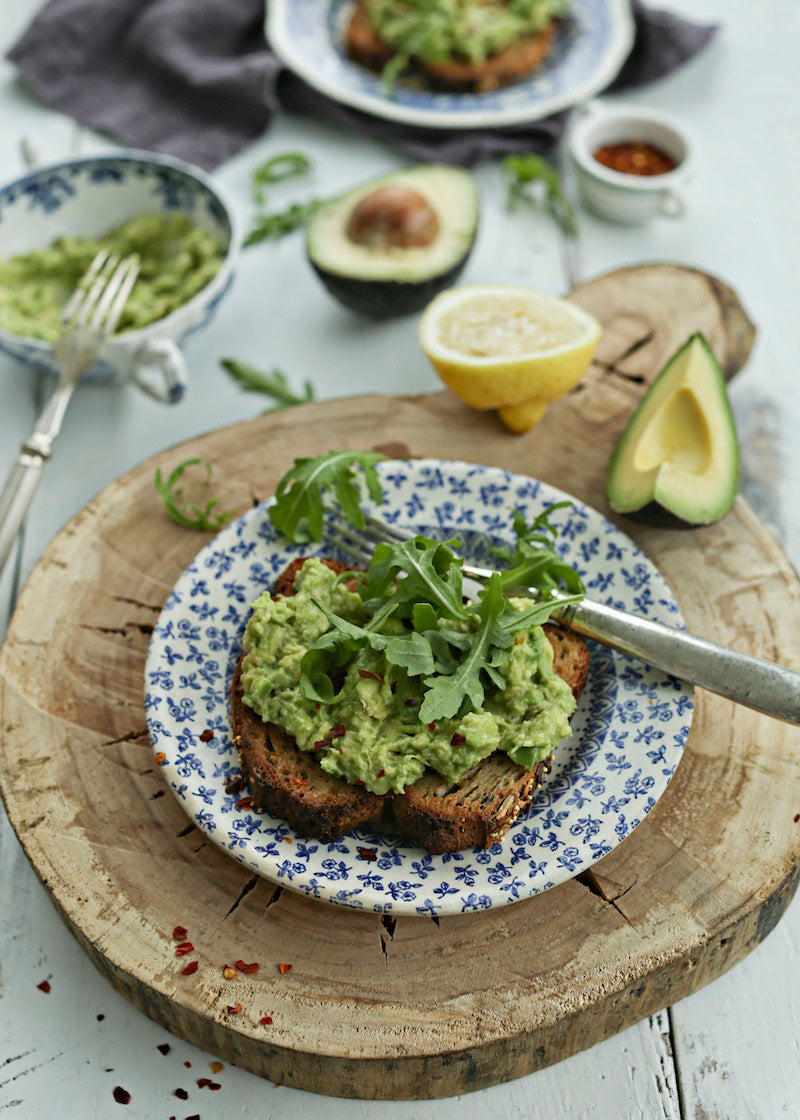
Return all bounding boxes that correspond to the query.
[325,507,800,726]
[0,251,140,578]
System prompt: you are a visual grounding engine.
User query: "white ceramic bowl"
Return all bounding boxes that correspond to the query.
[568,101,694,225]
[0,151,239,403]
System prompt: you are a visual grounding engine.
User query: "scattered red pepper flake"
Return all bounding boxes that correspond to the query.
[181,961,199,976]
[329,724,346,739]
[112,1086,131,1105]
[199,728,215,742]
[36,980,51,993]
[377,768,385,778]
[172,925,188,941]
[358,669,383,680]
[210,1061,223,1074]
[514,634,525,646]
[236,796,254,811]
[357,847,378,862]
[183,1061,192,1068]
[260,1015,273,1025]
[235,960,260,974]
[209,1081,222,1090]
[224,775,244,795]
[795,813,800,823]
[174,1087,189,1100]
[277,962,292,975]
[154,751,167,764]
[284,835,292,843]
[427,722,436,731]
[175,942,194,957]
[314,738,331,750]
[450,733,466,747]
[197,1078,212,1088]
[222,965,237,980]
[157,1043,171,1055]
[227,1002,242,1014]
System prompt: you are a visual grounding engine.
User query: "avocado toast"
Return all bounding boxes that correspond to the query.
[230,557,589,854]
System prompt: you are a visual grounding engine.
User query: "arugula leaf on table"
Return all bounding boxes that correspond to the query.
[154,457,238,531]
[251,152,313,206]
[220,358,316,412]
[243,199,322,246]
[244,150,322,246]
[269,450,388,543]
[503,153,578,238]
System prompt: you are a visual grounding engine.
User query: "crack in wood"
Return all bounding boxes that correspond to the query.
[592,329,656,385]
[264,885,283,912]
[576,869,636,926]
[79,622,154,638]
[149,790,166,801]
[224,874,260,918]
[380,914,397,939]
[101,728,150,749]
[176,824,196,838]
[111,595,163,613]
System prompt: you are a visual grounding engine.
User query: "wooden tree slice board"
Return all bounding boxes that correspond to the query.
[2,264,798,1100]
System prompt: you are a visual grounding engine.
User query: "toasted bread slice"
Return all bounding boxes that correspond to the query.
[231,558,589,851]
[344,0,557,94]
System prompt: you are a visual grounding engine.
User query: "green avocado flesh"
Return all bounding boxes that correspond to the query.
[0,213,226,341]
[305,165,479,318]
[605,333,740,524]
[240,559,575,796]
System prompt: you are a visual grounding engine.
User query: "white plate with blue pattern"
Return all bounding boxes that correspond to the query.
[267,0,634,129]
[146,460,692,916]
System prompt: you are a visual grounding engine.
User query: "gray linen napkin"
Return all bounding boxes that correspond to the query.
[7,0,717,171]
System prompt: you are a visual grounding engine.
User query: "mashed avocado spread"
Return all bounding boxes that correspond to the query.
[0,212,226,342]
[240,558,576,796]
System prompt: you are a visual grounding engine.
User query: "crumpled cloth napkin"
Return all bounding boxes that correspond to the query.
[7,0,717,171]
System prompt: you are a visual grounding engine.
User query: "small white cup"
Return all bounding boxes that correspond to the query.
[568,101,694,225]
[0,151,238,403]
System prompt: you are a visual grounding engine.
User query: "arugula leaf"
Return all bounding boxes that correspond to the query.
[361,537,467,623]
[244,199,322,246]
[154,457,238,531]
[220,359,315,412]
[503,153,578,238]
[252,152,313,206]
[495,503,585,597]
[269,450,387,543]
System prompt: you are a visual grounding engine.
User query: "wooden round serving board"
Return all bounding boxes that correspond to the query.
[2,265,799,1100]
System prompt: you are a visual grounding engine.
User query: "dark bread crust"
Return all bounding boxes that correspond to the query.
[231,557,589,851]
[344,0,557,94]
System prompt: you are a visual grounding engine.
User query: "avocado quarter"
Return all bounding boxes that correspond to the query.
[305,165,479,319]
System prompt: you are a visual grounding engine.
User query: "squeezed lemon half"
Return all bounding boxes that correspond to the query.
[418,284,602,432]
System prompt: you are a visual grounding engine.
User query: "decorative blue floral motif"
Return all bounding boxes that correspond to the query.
[146,459,692,916]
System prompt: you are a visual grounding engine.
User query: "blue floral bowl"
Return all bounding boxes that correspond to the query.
[0,151,239,403]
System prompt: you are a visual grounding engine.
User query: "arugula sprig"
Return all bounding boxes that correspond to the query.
[244,151,322,247]
[494,503,585,597]
[154,457,238,530]
[503,153,578,238]
[268,450,387,543]
[220,358,316,412]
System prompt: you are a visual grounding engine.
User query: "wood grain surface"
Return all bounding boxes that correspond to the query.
[1,265,799,1101]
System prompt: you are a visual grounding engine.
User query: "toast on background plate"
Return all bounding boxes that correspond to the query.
[230,558,590,854]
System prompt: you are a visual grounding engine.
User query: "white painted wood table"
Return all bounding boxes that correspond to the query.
[1,1,799,1116]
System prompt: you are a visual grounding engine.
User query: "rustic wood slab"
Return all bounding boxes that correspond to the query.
[1,264,798,1100]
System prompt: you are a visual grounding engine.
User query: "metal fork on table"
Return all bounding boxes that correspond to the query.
[0,251,140,579]
[325,508,800,726]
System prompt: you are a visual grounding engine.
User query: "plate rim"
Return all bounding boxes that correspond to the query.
[266,0,636,130]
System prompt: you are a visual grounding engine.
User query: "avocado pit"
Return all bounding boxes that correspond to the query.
[345,185,440,250]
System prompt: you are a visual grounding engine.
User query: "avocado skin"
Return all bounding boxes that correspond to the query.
[310,255,472,320]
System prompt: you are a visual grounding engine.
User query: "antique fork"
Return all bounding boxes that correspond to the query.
[0,251,140,578]
[325,507,800,725]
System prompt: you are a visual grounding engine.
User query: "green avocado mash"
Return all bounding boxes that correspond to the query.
[365,0,569,67]
[240,558,576,796]
[0,212,226,342]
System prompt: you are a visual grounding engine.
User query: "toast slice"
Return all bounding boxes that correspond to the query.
[230,558,589,853]
[344,0,558,94]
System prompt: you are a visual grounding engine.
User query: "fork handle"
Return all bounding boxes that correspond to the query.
[0,447,46,578]
[555,595,800,725]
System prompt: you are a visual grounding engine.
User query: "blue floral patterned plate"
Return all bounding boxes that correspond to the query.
[267,0,634,129]
[146,460,691,916]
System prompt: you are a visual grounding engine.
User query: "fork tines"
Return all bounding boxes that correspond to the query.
[62,250,141,338]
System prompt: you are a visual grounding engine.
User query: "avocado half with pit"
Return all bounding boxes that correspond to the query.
[305,165,479,319]
[606,333,740,525]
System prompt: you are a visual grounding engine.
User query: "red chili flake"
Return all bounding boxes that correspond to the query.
[377,768,385,778]
[427,722,436,731]
[277,962,292,975]
[260,1015,273,1025]
[175,942,194,957]
[174,1087,189,1100]
[450,733,466,746]
[210,1061,223,1074]
[795,813,800,823]
[112,1086,131,1105]
[514,634,526,646]
[157,1043,171,1055]
[329,724,346,739]
[235,960,260,974]
[236,796,254,810]
[154,751,166,764]
[209,1082,222,1090]
[199,728,215,742]
[224,775,244,795]
[181,961,199,976]
[357,847,378,862]
[314,738,330,750]
[227,1002,242,1014]
[36,980,51,993]
[186,1115,201,1120]
[197,1078,212,1088]
[358,669,383,680]
[183,1061,192,1068]
[172,925,188,941]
